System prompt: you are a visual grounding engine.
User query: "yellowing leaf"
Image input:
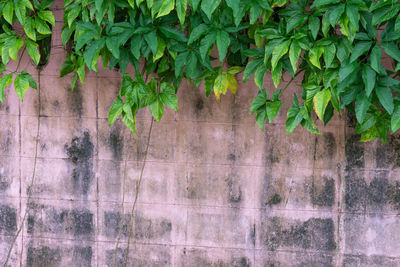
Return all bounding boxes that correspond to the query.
[313,89,331,121]
[214,72,228,102]
[227,74,238,94]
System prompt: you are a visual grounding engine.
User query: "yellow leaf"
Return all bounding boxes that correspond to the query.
[214,73,228,103]
[153,37,166,62]
[227,74,238,94]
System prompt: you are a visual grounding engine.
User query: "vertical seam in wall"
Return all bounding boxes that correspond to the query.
[334,116,347,266]
[18,93,22,266]
[95,72,99,267]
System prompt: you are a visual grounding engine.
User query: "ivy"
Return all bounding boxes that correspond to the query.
[3,0,400,142]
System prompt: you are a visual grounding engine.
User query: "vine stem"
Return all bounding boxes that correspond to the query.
[278,69,304,98]
[13,46,26,74]
[124,117,154,267]
[3,69,41,267]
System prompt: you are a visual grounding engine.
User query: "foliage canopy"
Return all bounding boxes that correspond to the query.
[1,0,400,142]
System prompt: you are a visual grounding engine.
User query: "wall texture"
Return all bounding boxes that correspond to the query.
[1,4,400,267]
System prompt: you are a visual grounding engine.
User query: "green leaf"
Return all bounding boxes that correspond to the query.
[35,17,52,35]
[186,51,198,78]
[254,64,266,89]
[199,31,216,60]
[67,6,81,27]
[255,109,268,130]
[106,37,120,59]
[309,46,323,69]
[370,45,381,73]
[323,43,336,68]
[382,42,400,62]
[266,101,282,123]
[159,26,187,42]
[271,39,291,70]
[108,97,124,125]
[26,39,40,66]
[362,65,376,97]
[286,94,303,134]
[243,58,263,82]
[346,4,359,30]
[144,31,158,55]
[289,41,301,72]
[157,0,175,17]
[149,97,164,122]
[22,71,37,90]
[309,16,320,40]
[216,30,230,62]
[188,24,208,45]
[0,74,13,103]
[376,86,394,114]
[160,83,178,111]
[391,104,400,132]
[9,38,24,61]
[60,59,75,77]
[175,52,188,77]
[350,41,372,63]
[313,89,331,121]
[355,91,370,123]
[15,73,29,101]
[250,89,268,115]
[15,0,26,25]
[310,0,340,9]
[201,0,221,20]
[38,10,55,26]
[130,35,142,59]
[3,1,14,24]
[176,0,187,25]
[24,17,36,41]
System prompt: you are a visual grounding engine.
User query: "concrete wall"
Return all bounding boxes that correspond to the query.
[1,3,400,266]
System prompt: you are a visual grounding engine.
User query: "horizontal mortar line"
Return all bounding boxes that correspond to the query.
[342,252,400,259]
[7,233,337,256]
[3,195,400,217]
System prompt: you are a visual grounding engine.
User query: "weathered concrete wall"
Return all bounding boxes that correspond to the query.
[1,3,400,266]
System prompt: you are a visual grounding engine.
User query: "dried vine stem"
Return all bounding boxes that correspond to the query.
[123,117,154,267]
[3,70,41,267]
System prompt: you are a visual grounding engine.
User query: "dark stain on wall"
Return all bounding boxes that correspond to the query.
[323,133,336,158]
[388,181,400,210]
[311,177,335,207]
[261,217,336,251]
[264,253,334,267]
[66,83,83,117]
[106,247,171,266]
[104,211,172,241]
[227,177,242,203]
[343,254,400,266]
[267,193,282,206]
[376,135,400,169]
[181,249,251,267]
[73,246,92,267]
[26,205,93,237]
[345,134,364,169]
[0,205,16,234]
[0,129,12,154]
[27,245,62,267]
[108,126,124,161]
[65,131,94,195]
[0,170,11,192]
[195,98,204,115]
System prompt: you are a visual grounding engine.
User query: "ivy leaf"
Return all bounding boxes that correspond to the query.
[15,73,29,102]
[381,42,400,62]
[271,39,291,70]
[309,16,320,40]
[144,31,158,55]
[201,0,221,20]
[250,89,268,115]
[160,83,178,111]
[26,39,40,66]
[0,74,13,103]
[310,0,340,9]
[38,10,55,27]
[391,104,400,132]
[3,1,14,24]
[355,91,370,123]
[266,101,282,123]
[350,41,372,63]
[370,45,381,73]
[286,94,303,135]
[376,86,394,114]
[175,52,188,78]
[289,41,301,72]
[24,17,36,41]
[188,24,208,45]
[176,0,187,25]
[362,65,376,97]
[157,0,175,17]
[216,30,230,62]
[313,89,331,121]
[108,97,124,125]
[149,97,164,122]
